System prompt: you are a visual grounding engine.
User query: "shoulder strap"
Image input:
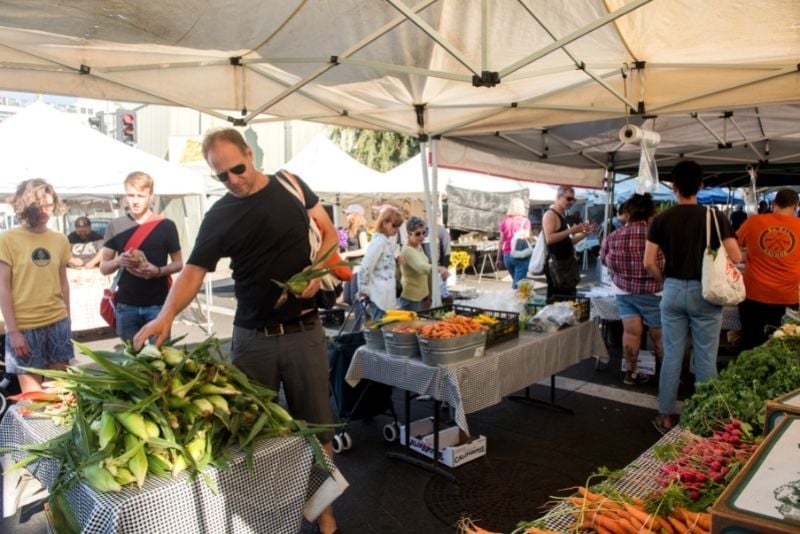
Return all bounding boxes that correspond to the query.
[274,170,306,206]
[124,215,165,252]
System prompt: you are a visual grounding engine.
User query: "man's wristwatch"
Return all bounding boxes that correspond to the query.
[158,266,163,277]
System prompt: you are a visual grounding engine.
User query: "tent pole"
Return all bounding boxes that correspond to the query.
[430,138,441,307]
[599,168,613,283]
[419,137,438,307]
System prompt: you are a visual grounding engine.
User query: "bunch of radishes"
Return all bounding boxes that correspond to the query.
[656,419,760,501]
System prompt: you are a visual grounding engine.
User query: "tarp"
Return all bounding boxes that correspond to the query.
[0,0,796,175]
[445,105,800,188]
[0,102,206,197]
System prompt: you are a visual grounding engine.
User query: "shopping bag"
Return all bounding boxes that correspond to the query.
[528,234,547,275]
[701,208,745,306]
[99,288,116,328]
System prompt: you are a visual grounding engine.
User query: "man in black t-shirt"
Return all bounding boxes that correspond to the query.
[100,172,182,342]
[644,161,742,434]
[67,216,104,268]
[133,128,340,534]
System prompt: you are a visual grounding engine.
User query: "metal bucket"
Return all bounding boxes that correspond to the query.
[363,328,385,351]
[419,340,486,366]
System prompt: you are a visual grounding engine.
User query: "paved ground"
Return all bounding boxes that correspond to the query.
[0,260,709,533]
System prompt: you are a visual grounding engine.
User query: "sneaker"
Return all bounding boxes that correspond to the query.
[624,371,651,385]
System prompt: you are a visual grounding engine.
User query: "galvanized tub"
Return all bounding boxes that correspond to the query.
[363,327,386,351]
[381,321,433,359]
[419,339,486,366]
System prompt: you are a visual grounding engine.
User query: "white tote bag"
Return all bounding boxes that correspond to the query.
[528,233,547,275]
[701,207,745,306]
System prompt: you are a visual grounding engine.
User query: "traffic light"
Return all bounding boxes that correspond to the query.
[115,109,136,145]
[88,111,106,134]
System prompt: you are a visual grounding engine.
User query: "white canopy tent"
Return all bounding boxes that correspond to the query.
[0,102,206,197]
[0,1,795,140]
[1,0,797,305]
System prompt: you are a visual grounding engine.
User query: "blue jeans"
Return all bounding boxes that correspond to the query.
[116,303,163,343]
[504,253,529,289]
[398,296,425,312]
[659,278,722,415]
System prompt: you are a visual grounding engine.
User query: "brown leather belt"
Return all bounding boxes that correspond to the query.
[258,312,319,337]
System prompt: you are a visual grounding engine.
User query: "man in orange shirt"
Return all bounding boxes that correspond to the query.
[736,189,800,350]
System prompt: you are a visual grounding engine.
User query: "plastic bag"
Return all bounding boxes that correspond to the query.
[527,235,547,275]
[528,302,579,333]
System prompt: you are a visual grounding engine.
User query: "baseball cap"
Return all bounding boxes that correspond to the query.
[75,216,91,228]
[344,204,364,215]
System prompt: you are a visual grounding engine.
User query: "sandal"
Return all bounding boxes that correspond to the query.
[624,371,650,385]
[652,414,676,435]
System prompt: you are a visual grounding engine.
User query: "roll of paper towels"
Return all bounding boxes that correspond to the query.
[619,125,661,147]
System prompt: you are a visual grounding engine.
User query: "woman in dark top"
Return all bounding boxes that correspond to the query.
[644,161,742,434]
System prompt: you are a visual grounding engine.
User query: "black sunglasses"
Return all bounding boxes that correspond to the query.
[565,196,576,202]
[412,230,426,237]
[215,163,246,182]
[391,222,402,228]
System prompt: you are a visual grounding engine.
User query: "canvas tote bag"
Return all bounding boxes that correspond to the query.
[528,233,547,275]
[701,207,745,306]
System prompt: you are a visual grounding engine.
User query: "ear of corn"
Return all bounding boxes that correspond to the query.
[124,434,148,489]
[98,411,118,450]
[83,464,122,493]
[113,412,149,441]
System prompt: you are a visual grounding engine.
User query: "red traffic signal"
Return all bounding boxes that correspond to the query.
[115,110,137,145]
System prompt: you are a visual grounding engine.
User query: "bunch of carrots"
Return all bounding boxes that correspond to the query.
[419,314,487,339]
[566,487,711,534]
[457,486,712,534]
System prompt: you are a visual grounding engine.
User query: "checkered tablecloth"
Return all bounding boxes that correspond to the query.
[591,296,742,331]
[0,406,346,534]
[345,320,609,435]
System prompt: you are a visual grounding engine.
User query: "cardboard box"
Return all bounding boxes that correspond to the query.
[765,387,800,432]
[710,416,800,533]
[399,418,487,468]
[620,350,657,376]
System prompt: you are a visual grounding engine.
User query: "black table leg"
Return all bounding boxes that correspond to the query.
[386,390,456,482]
[508,375,574,414]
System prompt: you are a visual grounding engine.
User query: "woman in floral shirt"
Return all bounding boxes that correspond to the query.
[600,193,664,386]
[357,206,403,319]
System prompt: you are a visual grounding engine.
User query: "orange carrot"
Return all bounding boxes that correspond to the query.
[593,513,633,534]
[624,502,657,531]
[676,509,711,532]
[594,527,615,534]
[577,486,603,501]
[653,514,675,534]
[667,514,689,533]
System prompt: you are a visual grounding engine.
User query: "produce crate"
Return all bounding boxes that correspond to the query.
[319,307,346,328]
[527,295,590,322]
[419,304,519,348]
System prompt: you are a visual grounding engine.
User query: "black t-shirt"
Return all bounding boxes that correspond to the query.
[647,204,734,280]
[187,176,318,329]
[104,216,181,306]
[68,230,104,262]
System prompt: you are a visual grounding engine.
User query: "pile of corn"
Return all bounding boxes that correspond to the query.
[2,337,329,532]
